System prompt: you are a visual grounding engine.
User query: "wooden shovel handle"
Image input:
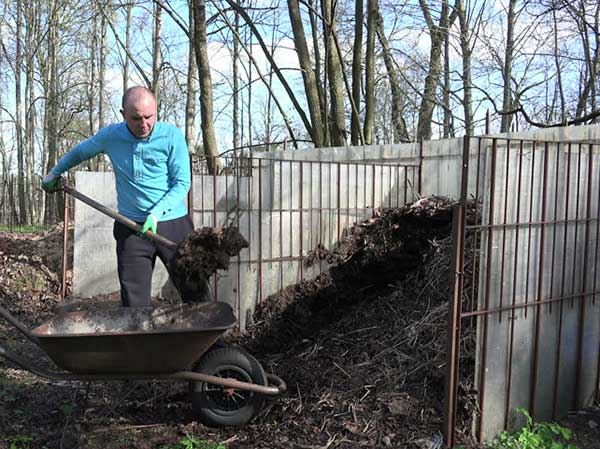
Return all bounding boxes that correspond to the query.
[61,183,177,250]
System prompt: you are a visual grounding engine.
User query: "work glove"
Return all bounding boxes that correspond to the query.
[141,214,158,236]
[42,172,61,193]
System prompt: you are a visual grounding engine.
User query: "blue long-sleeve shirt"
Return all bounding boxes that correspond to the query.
[51,122,191,222]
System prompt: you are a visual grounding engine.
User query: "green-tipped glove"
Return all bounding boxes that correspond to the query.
[42,172,61,193]
[141,214,158,236]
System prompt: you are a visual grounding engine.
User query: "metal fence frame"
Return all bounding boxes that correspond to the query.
[187,155,422,325]
[445,136,600,446]
[66,155,422,330]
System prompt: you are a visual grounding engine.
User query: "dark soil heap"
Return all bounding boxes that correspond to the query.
[230,196,479,448]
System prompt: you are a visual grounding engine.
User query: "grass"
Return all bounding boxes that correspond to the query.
[8,435,34,449]
[0,224,50,233]
[454,409,579,449]
[161,434,227,449]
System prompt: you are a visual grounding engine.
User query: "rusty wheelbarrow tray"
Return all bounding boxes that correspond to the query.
[0,301,286,427]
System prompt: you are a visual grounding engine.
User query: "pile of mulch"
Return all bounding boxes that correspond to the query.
[0,224,70,329]
[230,196,481,448]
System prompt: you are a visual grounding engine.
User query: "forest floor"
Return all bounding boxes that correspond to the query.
[0,199,599,449]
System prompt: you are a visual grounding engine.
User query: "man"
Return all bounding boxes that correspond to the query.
[43,86,195,307]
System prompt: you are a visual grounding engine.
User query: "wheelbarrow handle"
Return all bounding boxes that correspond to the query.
[61,183,177,250]
[0,344,288,396]
[0,303,39,345]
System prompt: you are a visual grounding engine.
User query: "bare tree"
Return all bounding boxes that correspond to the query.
[192,0,220,173]
[500,0,517,132]
[152,0,163,112]
[42,0,61,223]
[417,0,456,141]
[456,0,483,136]
[232,8,240,151]
[185,0,197,152]
[15,0,26,224]
[363,0,377,144]
[567,0,600,120]
[376,6,409,143]
[308,0,327,141]
[25,0,39,222]
[323,0,347,146]
[351,0,363,145]
[287,0,325,146]
[122,1,133,93]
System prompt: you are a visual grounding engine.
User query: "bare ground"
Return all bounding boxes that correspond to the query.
[0,201,598,449]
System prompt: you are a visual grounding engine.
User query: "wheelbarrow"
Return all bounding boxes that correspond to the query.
[0,301,286,427]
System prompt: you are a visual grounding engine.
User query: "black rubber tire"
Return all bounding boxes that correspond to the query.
[190,347,267,427]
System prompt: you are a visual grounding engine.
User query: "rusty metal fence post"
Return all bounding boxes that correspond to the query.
[444,136,471,447]
[61,190,69,300]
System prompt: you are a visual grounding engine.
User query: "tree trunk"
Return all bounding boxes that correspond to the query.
[123,2,133,93]
[152,0,163,113]
[15,0,26,224]
[232,9,240,151]
[86,3,97,170]
[376,9,409,143]
[25,0,37,223]
[186,0,197,152]
[442,28,453,138]
[456,0,474,136]
[308,0,327,142]
[574,1,600,120]
[192,0,220,174]
[416,0,453,141]
[323,0,347,146]
[351,0,363,145]
[98,8,107,132]
[552,8,566,123]
[500,0,517,132]
[44,0,63,224]
[287,0,324,146]
[363,0,377,144]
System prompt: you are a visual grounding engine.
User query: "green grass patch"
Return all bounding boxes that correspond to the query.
[0,224,50,233]
[485,408,579,449]
[161,434,227,449]
[8,435,34,449]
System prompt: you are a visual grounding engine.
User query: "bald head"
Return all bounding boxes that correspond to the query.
[121,86,157,138]
[122,86,156,110]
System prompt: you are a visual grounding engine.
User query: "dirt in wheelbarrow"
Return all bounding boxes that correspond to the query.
[1,202,599,449]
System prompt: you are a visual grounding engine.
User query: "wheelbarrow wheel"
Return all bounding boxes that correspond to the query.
[190,347,267,427]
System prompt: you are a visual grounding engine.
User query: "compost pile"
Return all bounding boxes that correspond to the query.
[170,226,248,301]
[0,224,71,328]
[230,195,480,448]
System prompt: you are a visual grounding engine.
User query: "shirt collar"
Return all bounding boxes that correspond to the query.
[125,123,154,142]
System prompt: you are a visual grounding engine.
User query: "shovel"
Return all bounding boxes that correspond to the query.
[60,183,177,250]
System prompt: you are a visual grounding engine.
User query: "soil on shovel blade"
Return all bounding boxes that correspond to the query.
[1,202,599,449]
[169,226,248,301]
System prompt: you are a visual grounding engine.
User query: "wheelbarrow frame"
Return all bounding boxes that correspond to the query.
[0,302,286,396]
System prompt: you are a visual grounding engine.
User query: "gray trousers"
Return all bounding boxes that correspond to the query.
[113,215,194,307]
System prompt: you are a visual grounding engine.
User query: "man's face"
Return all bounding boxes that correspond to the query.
[121,94,156,138]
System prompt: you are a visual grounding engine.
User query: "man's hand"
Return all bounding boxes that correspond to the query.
[141,214,158,235]
[42,173,61,193]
